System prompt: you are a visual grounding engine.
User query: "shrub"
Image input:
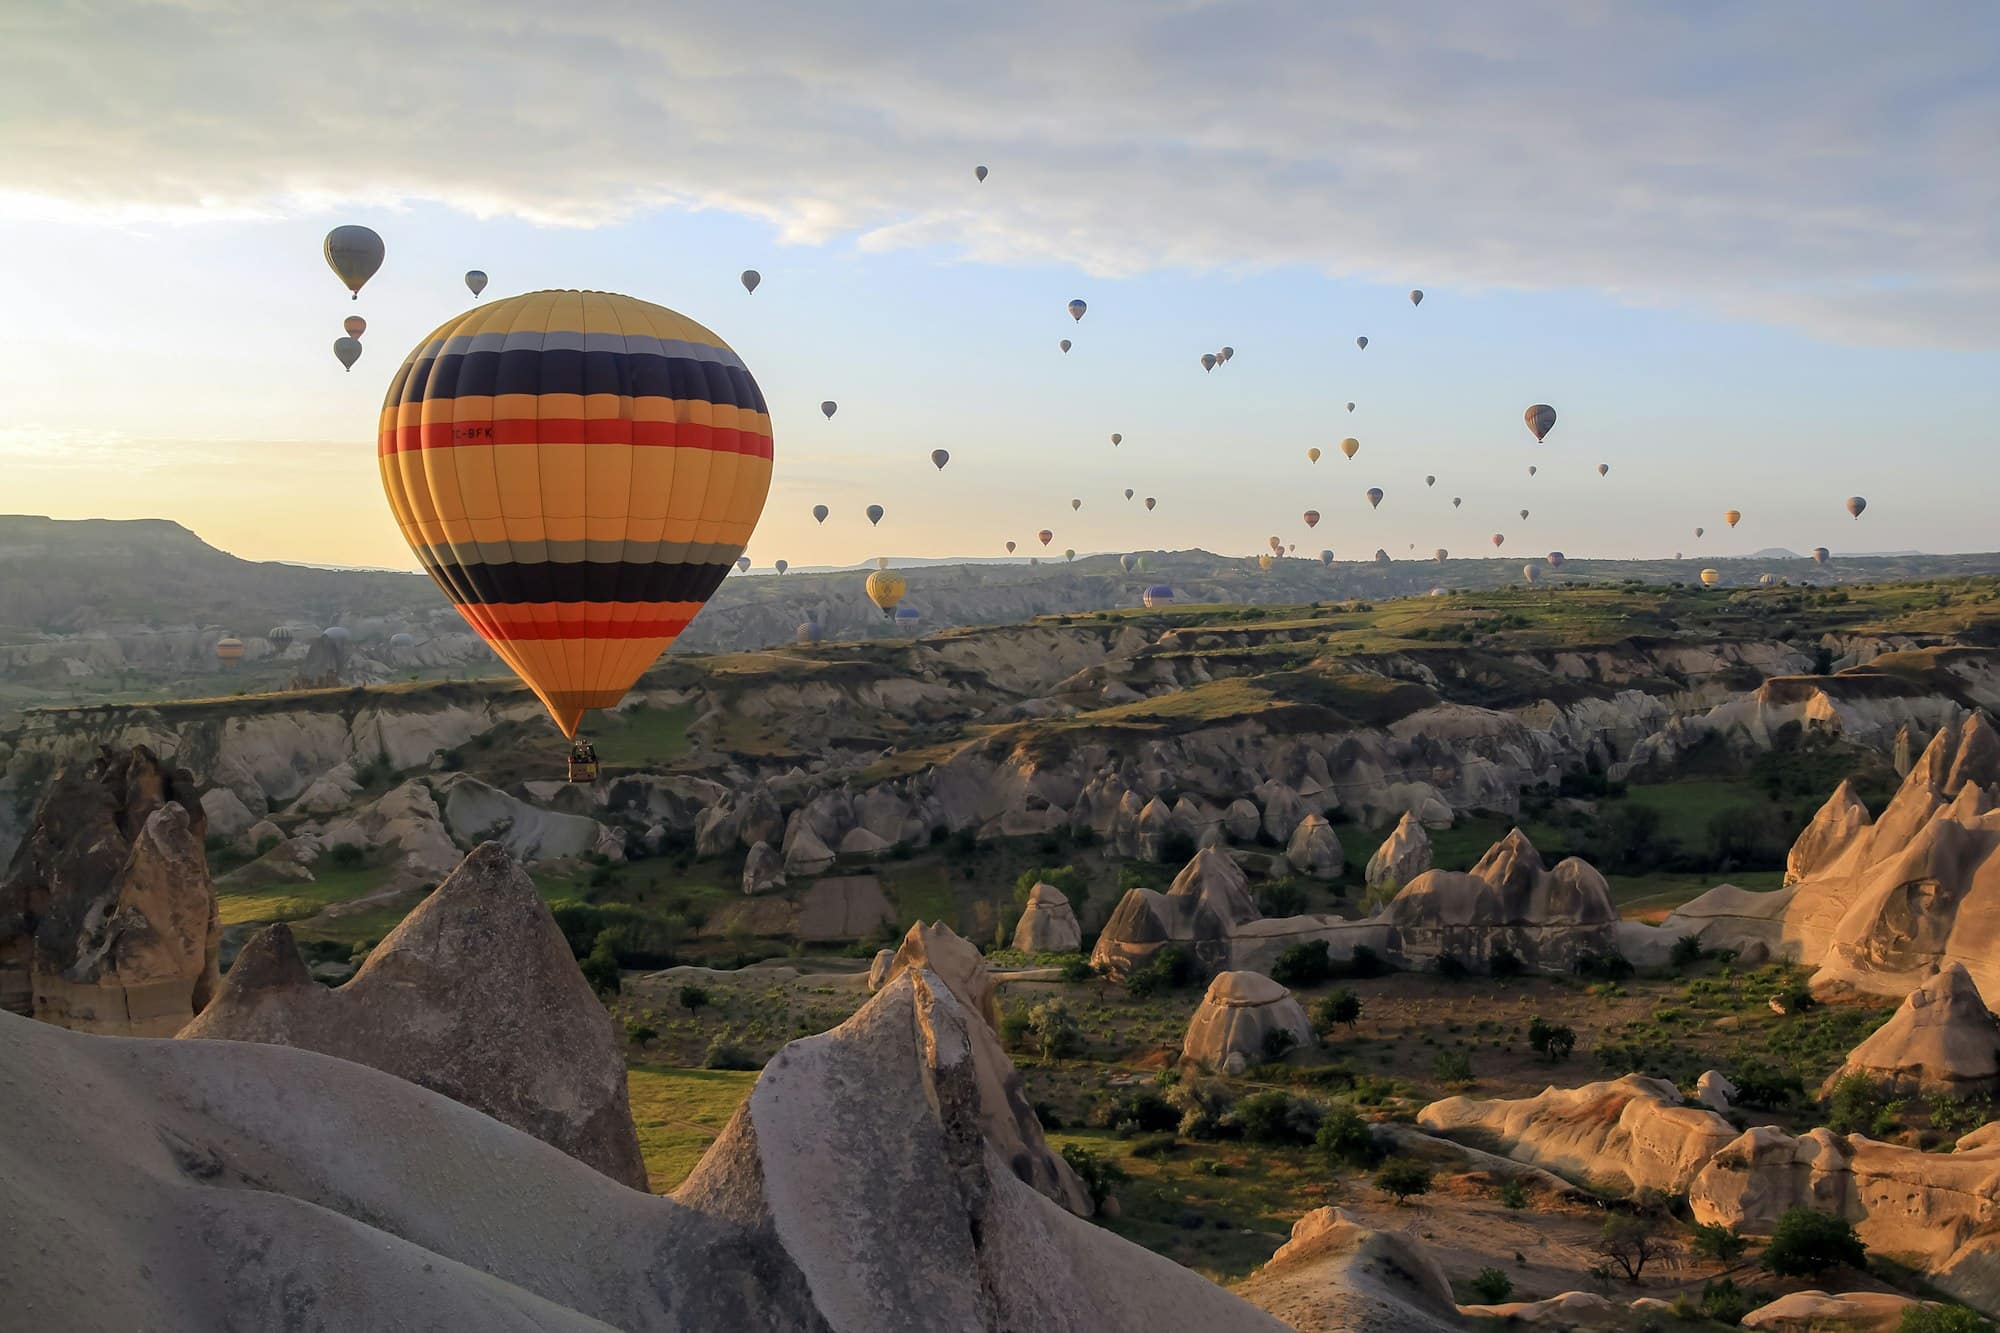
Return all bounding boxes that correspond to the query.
[1900,1307,1998,1333]
[678,984,710,1013]
[1059,956,1096,984]
[1315,1105,1381,1168]
[1498,1178,1528,1210]
[1128,1133,1179,1159]
[1826,1072,1888,1135]
[1528,1016,1577,1063]
[1489,944,1525,978]
[1124,945,1196,998]
[1670,934,1705,969]
[1761,1207,1867,1277]
[1026,998,1081,1060]
[1312,988,1363,1035]
[1014,865,1086,910]
[1431,1049,1474,1085]
[622,1019,657,1044]
[1089,1089,1178,1137]
[1698,1279,1757,1325]
[998,1004,1032,1050]
[579,932,621,995]
[1061,1143,1124,1210]
[1690,1222,1748,1264]
[1232,1090,1323,1146]
[1373,1159,1434,1204]
[324,842,366,868]
[1271,940,1334,988]
[1732,1072,1803,1109]
[701,1039,759,1071]
[1574,951,1635,981]
[1469,1268,1514,1304]
[1168,1078,1237,1140]
[1258,878,1307,917]
[1262,1027,1300,1063]
[1433,954,1469,981]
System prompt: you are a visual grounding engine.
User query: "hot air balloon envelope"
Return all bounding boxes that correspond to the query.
[867,504,884,525]
[1524,404,1557,442]
[464,270,488,297]
[334,337,362,371]
[1365,487,1383,509]
[1067,299,1087,321]
[323,225,384,299]
[740,270,760,294]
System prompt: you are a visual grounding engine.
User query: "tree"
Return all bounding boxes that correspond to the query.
[1689,1221,1747,1264]
[1596,1214,1675,1281]
[1271,940,1333,987]
[1027,998,1081,1060]
[579,931,621,996]
[1373,1159,1434,1205]
[1761,1207,1867,1277]
[1528,1016,1576,1063]
[677,984,710,1013]
[1315,1105,1381,1168]
[1312,988,1362,1035]
[1469,1268,1514,1304]
[1059,1143,1124,1211]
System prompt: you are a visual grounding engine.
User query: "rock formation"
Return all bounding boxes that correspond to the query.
[1664,714,2000,999]
[1696,1069,1738,1113]
[1691,1124,2000,1314]
[182,842,647,1189]
[743,840,786,895]
[1234,1207,1460,1333]
[869,920,1090,1213]
[1181,971,1314,1074]
[1383,828,1618,973]
[1418,1074,1737,1196]
[0,744,219,1035]
[1013,882,1083,952]
[1822,963,2000,1097]
[1284,814,1344,877]
[1091,847,1262,978]
[1364,811,1432,894]
[1,962,1283,1331]
[1738,1290,1923,1331]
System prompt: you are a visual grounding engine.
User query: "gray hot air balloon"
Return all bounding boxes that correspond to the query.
[322,626,351,644]
[1409,290,1423,306]
[1528,465,1538,477]
[1320,549,1334,566]
[333,336,362,371]
[1120,554,1137,573]
[1067,299,1087,321]
[866,504,884,526]
[1522,564,1540,584]
[1520,508,1530,521]
[1434,548,1448,564]
[1597,463,1609,477]
[1426,475,1436,487]
[1374,549,1390,564]
[1355,336,1368,350]
[1846,496,1867,519]
[1813,547,1830,564]
[774,559,789,574]
[1366,487,1384,509]
[812,504,829,523]
[1547,551,1565,568]
[1524,404,1557,442]
[1346,402,1355,412]
[1144,497,1157,511]
[1124,488,1134,500]
[464,270,488,297]
[736,556,751,573]
[1695,526,1705,538]
[1071,498,1082,512]
[1220,346,1234,362]
[741,269,760,294]
[930,449,949,470]
[1201,353,1217,372]
[1452,496,1462,508]
[797,618,823,644]
[1110,433,1122,445]
[1059,339,1071,353]
[268,626,294,647]
[323,225,384,299]
[821,401,837,420]
[975,165,988,182]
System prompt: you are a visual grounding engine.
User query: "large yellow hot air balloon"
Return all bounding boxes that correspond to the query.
[1700,568,1721,586]
[378,290,771,738]
[1340,437,1360,460]
[1725,509,1742,528]
[865,569,907,618]
[1258,554,1274,571]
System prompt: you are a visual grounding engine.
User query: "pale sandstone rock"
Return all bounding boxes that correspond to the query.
[1696,1069,1738,1113]
[742,841,786,896]
[837,825,892,859]
[784,824,837,877]
[1822,963,2000,1097]
[1223,799,1261,842]
[1284,814,1344,878]
[1384,828,1617,973]
[1364,811,1432,894]
[200,786,258,839]
[1181,971,1313,1075]
[1739,1289,1922,1331]
[1234,1206,1459,1333]
[438,775,604,862]
[1013,882,1083,953]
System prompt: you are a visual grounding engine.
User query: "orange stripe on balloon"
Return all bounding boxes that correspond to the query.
[379,418,772,458]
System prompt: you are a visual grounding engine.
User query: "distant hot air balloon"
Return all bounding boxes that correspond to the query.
[1064,548,1076,562]
[1038,529,1053,546]
[323,225,384,299]
[1303,510,1320,528]
[1426,475,1436,487]
[866,570,907,618]
[1067,299,1087,321]
[1220,346,1235,362]
[1068,499,1080,513]
[334,337,362,371]
[813,504,829,524]
[1258,554,1274,571]
[343,316,366,339]
[1143,585,1174,608]
[894,605,921,634]
[1269,537,1283,554]
[1366,487,1383,509]
[1759,573,1775,586]
[1695,526,1705,538]
[875,557,890,572]
[390,631,416,649]
[1124,488,1134,500]
[1434,548,1449,565]
[797,618,823,645]
[1201,353,1217,372]
[1409,290,1423,306]
[931,449,949,470]
[1345,402,1355,413]
[214,636,244,665]
[741,270,760,294]
[821,401,838,420]
[1341,437,1360,460]
[864,504,885,526]
[1491,534,1504,547]
[1528,465,1538,477]
[1452,497,1462,508]
[1060,339,1072,353]
[1675,551,1684,560]
[1307,447,1321,464]
[1725,509,1742,528]
[736,556,752,573]
[1120,554,1137,573]
[975,165,988,182]
[1355,336,1368,350]
[1520,508,1530,521]
[1522,564,1540,584]
[1547,552,1565,569]
[1523,404,1558,442]
[378,292,773,737]
[268,626,293,647]
[1374,549,1390,565]
[464,270,488,297]
[1700,568,1721,587]
[1320,549,1334,566]
[322,626,351,644]
[1430,586,1447,597]
[1846,496,1867,519]
[1597,463,1609,477]
[1144,497,1156,511]
[1110,433,1122,445]
[775,559,789,574]
[1005,540,1017,554]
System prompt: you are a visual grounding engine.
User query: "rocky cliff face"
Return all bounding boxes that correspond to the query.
[182,843,647,1189]
[0,745,219,1035]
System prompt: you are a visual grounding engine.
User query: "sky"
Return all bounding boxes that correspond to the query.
[1,1,1996,572]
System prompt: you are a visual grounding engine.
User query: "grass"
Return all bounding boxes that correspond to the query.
[214,865,394,928]
[590,702,696,769]
[625,1064,758,1192]
[1609,869,1783,920]
[879,861,957,930]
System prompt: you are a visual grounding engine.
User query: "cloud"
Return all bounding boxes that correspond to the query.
[3,1,1994,344]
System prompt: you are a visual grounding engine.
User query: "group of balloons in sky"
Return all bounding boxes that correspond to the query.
[314,162,1879,747]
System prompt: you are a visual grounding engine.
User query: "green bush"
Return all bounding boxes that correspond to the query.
[1431,1049,1474,1085]
[1059,956,1096,983]
[1312,988,1363,1035]
[1900,1306,1997,1333]
[324,842,366,868]
[1528,1016,1577,1062]
[701,1039,759,1071]
[1489,944,1525,978]
[1373,1158,1433,1204]
[1270,940,1334,988]
[1060,1143,1124,1210]
[1698,1278,1757,1325]
[1497,1178,1528,1209]
[1690,1222,1747,1264]
[1231,1090,1323,1145]
[1340,945,1387,979]
[1761,1207,1867,1277]
[1261,1027,1300,1063]
[622,1018,657,1044]
[998,1004,1032,1050]
[579,931,620,995]
[1124,945,1196,998]
[1670,934,1705,969]
[1027,998,1082,1060]
[1258,878,1308,917]
[1314,1105,1381,1168]
[1826,1072,1889,1135]
[1167,1078,1237,1140]
[1469,1268,1513,1304]
[1091,1089,1179,1137]
[677,984,709,1013]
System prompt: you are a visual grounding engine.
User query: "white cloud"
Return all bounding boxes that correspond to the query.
[2,1,1994,344]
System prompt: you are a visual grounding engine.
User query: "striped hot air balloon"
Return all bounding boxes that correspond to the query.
[214,636,245,666]
[378,290,771,738]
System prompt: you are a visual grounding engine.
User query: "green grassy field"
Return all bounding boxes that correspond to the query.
[215,865,393,928]
[625,1064,758,1192]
